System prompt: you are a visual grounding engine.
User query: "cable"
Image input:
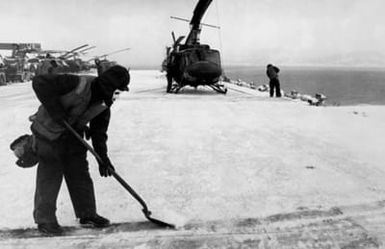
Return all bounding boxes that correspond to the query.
[215,0,226,74]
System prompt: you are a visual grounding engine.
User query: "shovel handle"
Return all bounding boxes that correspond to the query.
[62,121,150,213]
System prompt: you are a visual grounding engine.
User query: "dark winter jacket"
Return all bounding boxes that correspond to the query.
[266,65,280,80]
[31,74,110,158]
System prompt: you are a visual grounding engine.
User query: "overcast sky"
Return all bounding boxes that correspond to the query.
[1,0,385,68]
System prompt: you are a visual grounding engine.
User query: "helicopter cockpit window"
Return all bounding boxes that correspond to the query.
[204,50,221,65]
[182,48,221,66]
[187,50,200,65]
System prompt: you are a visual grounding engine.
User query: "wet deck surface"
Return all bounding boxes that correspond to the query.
[1,201,384,249]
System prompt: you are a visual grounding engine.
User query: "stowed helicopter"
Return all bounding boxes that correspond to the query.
[32,44,95,75]
[88,47,130,75]
[164,0,227,94]
[63,45,96,72]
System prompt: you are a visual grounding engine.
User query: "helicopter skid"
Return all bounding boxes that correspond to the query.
[208,83,227,94]
[169,82,227,94]
[168,82,181,93]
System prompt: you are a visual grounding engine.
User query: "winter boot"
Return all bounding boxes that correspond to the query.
[79,214,110,228]
[37,222,63,235]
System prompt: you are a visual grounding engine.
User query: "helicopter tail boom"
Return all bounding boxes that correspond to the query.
[185,0,213,45]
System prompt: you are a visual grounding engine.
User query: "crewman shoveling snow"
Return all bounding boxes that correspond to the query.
[29,65,130,235]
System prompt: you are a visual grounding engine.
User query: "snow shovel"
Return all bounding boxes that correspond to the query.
[63,121,175,229]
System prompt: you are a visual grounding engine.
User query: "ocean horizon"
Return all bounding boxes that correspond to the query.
[223,65,385,106]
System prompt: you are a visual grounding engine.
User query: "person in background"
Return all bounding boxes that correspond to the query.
[266,64,281,98]
[0,54,4,67]
[94,58,103,76]
[30,65,130,235]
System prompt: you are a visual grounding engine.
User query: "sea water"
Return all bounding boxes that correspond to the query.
[224,66,385,106]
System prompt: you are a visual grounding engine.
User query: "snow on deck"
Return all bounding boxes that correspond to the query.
[0,70,385,248]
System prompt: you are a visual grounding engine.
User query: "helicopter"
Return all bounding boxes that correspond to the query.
[63,45,96,72]
[88,47,130,75]
[164,0,226,94]
[33,44,92,75]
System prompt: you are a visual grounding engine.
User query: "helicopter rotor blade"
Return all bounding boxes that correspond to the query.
[68,46,97,58]
[87,47,130,62]
[176,36,185,45]
[60,44,89,59]
[171,32,185,50]
[171,31,176,44]
[101,47,130,58]
[173,36,185,50]
[170,16,220,29]
[77,46,96,55]
[166,46,171,56]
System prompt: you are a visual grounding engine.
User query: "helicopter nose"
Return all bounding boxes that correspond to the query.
[187,61,221,79]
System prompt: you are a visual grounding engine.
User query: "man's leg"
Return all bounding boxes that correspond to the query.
[64,148,110,227]
[33,139,63,226]
[166,72,173,93]
[275,79,281,97]
[62,134,110,228]
[269,80,274,97]
[64,149,97,219]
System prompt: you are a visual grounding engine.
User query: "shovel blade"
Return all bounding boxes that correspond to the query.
[143,210,175,229]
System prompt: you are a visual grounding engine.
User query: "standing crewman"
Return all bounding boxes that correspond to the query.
[165,51,176,93]
[30,65,130,235]
[94,58,103,76]
[266,64,281,98]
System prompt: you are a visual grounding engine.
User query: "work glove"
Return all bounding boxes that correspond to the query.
[98,156,115,177]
